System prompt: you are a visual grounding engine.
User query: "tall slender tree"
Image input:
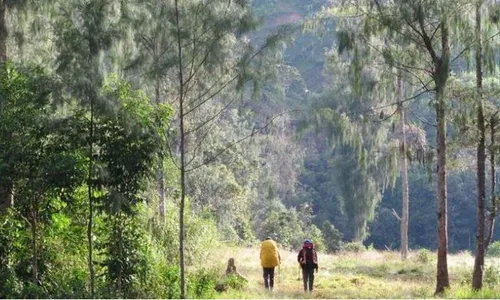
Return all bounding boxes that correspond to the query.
[473,0,486,291]
[397,72,410,260]
[331,0,475,292]
[169,0,280,297]
[53,0,123,296]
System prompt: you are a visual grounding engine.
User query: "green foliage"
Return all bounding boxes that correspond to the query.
[152,202,219,267]
[187,268,218,299]
[322,221,343,253]
[259,208,303,248]
[215,273,248,293]
[97,214,147,298]
[487,241,500,257]
[224,274,248,291]
[134,242,181,299]
[449,286,500,299]
[343,242,366,254]
[484,265,500,288]
[5,0,500,298]
[415,249,433,264]
[255,198,322,249]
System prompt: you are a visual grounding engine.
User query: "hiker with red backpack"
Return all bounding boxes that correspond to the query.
[297,239,318,292]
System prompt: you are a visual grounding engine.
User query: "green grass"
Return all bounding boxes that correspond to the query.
[202,246,500,298]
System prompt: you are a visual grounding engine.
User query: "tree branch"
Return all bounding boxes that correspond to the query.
[185,97,237,136]
[186,110,294,172]
[416,9,438,63]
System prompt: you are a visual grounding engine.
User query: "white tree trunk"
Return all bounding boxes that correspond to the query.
[398,73,409,260]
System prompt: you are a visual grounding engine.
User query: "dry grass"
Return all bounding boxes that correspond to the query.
[203,245,500,299]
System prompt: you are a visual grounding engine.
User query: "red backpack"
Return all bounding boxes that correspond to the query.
[301,241,317,265]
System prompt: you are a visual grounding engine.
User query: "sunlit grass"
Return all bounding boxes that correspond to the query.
[203,245,500,298]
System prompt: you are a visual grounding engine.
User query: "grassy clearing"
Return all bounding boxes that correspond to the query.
[203,246,500,298]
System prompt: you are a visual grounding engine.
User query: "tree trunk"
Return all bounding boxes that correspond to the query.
[486,115,497,250]
[174,0,187,297]
[87,95,95,298]
[0,1,12,213]
[117,215,123,297]
[156,79,166,220]
[473,1,486,291]
[0,0,6,63]
[435,86,450,294]
[434,17,451,296]
[398,73,409,261]
[31,202,38,285]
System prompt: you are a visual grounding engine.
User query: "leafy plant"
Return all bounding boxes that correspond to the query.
[343,242,366,253]
[187,268,218,299]
[484,265,500,288]
[415,249,433,264]
[487,241,500,257]
[322,221,343,253]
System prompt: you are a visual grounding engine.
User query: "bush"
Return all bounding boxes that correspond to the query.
[132,236,180,299]
[484,265,500,288]
[415,248,433,264]
[187,268,218,299]
[343,242,366,253]
[259,208,303,248]
[322,221,343,253]
[0,266,22,298]
[155,202,219,267]
[215,274,248,292]
[304,224,325,252]
[487,241,500,257]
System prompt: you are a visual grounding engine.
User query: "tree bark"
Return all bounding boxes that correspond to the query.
[397,73,409,261]
[434,19,450,295]
[0,0,6,63]
[156,79,166,220]
[174,0,187,297]
[435,86,450,295]
[87,94,95,298]
[31,202,38,285]
[0,0,12,213]
[473,0,486,291]
[486,115,497,250]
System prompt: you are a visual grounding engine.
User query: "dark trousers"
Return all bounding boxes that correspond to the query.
[262,267,275,290]
[302,267,315,291]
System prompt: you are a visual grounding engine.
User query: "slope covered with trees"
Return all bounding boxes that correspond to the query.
[1,0,500,298]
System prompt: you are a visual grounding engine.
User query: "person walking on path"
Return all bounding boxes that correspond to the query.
[260,237,280,291]
[297,239,318,292]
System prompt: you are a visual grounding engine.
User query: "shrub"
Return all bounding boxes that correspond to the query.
[322,221,343,253]
[305,224,325,252]
[343,242,366,253]
[133,240,180,299]
[487,241,500,257]
[187,268,218,299]
[415,248,433,264]
[259,208,303,248]
[0,266,22,298]
[484,265,500,288]
[155,202,219,267]
[215,274,248,292]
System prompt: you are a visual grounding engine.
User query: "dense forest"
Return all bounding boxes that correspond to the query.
[1,0,500,298]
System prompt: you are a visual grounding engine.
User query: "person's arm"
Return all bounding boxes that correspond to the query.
[297,250,302,264]
[314,250,319,272]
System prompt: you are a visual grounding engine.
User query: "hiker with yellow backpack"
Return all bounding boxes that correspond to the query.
[259,237,281,291]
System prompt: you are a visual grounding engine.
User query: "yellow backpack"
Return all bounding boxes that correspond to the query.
[260,239,280,268]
